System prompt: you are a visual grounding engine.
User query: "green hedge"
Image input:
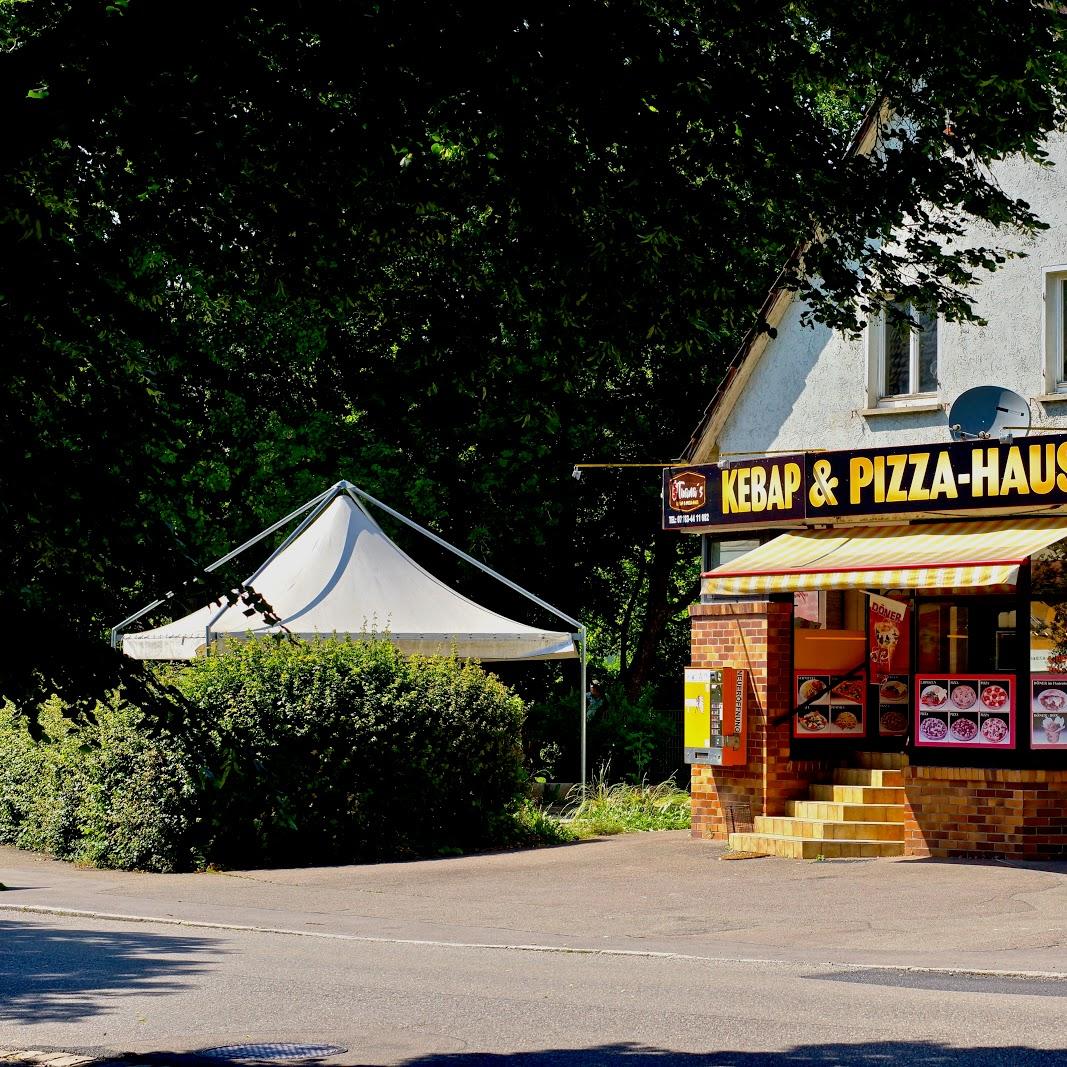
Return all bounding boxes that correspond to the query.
[0,696,198,872]
[176,638,529,867]
[0,639,540,871]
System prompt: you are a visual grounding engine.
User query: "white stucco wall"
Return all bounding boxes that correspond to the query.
[715,132,1067,457]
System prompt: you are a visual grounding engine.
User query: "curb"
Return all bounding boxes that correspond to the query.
[3,901,1067,982]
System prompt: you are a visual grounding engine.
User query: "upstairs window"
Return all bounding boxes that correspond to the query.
[1044,267,1067,393]
[874,300,934,401]
[873,300,938,401]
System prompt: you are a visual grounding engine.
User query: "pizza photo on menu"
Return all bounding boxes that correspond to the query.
[949,715,978,742]
[919,715,948,741]
[797,709,828,733]
[831,679,864,704]
[980,682,1009,709]
[949,683,977,709]
[980,716,1009,744]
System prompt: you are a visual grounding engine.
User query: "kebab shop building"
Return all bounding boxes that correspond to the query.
[670,435,1067,859]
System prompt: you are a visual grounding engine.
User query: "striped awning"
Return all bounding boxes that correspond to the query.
[702,519,1067,596]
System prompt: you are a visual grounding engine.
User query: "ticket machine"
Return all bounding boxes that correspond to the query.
[683,666,748,766]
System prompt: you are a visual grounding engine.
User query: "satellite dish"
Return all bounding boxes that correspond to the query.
[948,386,1031,442]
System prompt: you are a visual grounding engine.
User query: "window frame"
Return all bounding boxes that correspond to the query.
[1043,265,1067,394]
[866,302,939,408]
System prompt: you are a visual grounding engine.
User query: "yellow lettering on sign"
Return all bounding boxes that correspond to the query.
[907,453,930,501]
[1000,445,1029,495]
[721,469,739,514]
[767,465,785,509]
[886,455,909,503]
[750,465,767,510]
[1030,443,1056,494]
[1058,443,1067,493]
[808,458,839,508]
[736,469,750,510]
[928,451,958,500]
[972,447,1000,497]
[850,457,874,505]
[784,462,802,504]
[873,456,886,501]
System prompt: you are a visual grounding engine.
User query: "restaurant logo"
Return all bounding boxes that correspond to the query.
[668,470,707,512]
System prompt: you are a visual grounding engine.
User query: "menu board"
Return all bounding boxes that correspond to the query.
[874,675,910,737]
[1030,674,1067,750]
[794,672,866,738]
[915,675,1013,748]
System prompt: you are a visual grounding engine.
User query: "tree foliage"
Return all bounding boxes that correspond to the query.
[3,1,1067,723]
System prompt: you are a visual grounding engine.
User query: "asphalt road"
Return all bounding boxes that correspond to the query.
[3,911,1067,1066]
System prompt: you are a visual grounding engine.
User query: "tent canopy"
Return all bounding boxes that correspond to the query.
[701,518,1067,597]
[122,492,577,662]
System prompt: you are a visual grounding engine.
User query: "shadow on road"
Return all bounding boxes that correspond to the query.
[0,916,224,1024]
[399,1041,1067,1067]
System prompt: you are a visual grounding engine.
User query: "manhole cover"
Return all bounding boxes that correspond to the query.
[199,1044,346,1062]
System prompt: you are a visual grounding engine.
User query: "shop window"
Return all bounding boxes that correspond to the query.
[917,599,1015,674]
[792,590,866,632]
[1044,267,1067,393]
[868,300,938,404]
[1031,540,1067,671]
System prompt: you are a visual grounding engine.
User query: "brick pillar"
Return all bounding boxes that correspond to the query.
[689,599,827,841]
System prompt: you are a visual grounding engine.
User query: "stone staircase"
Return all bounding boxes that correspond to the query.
[728,753,907,859]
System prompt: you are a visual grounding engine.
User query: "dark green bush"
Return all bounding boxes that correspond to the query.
[0,697,199,872]
[175,638,530,867]
[0,640,556,870]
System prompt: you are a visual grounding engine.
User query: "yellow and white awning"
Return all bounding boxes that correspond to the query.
[702,519,1067,596]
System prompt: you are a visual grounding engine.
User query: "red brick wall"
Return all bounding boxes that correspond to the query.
[903,765,1067,858]
[690,599,827,841]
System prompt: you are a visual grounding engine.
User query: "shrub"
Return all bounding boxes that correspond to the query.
[0,639,563,870]
[173,638,530,867]
[0,697,199,872]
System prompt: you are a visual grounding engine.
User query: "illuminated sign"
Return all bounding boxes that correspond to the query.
[662,434,1067,531]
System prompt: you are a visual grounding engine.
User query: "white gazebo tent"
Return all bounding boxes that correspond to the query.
[112,481,589,786]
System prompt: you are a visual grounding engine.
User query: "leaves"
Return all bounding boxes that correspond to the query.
[2,1,1067,724]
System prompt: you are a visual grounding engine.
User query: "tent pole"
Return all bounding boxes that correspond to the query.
[344,485,581,632]
[345,483,587,791]
[580,625,588,797]
[241,486,340,587]
[111,484,340,647]
[204,486,340,649]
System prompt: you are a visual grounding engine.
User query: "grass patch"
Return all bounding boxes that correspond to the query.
[495,799,578,848]
[566,777,691,838]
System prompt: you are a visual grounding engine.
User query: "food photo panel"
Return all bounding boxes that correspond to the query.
[915,675,1013,748]
[794,672,865,737]
[829,705,864,734]
[1031,675,1067,750]
[876,675,909,737]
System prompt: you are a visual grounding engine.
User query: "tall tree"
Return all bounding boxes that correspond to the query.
[3,1,1066,720]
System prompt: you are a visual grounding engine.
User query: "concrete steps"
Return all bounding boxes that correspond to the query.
[727,756,907,859]
[788,800,905,823]
[728,832,905,860]
[809,783,906,805]
[832,768,903,788]
[755,816,903,841]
